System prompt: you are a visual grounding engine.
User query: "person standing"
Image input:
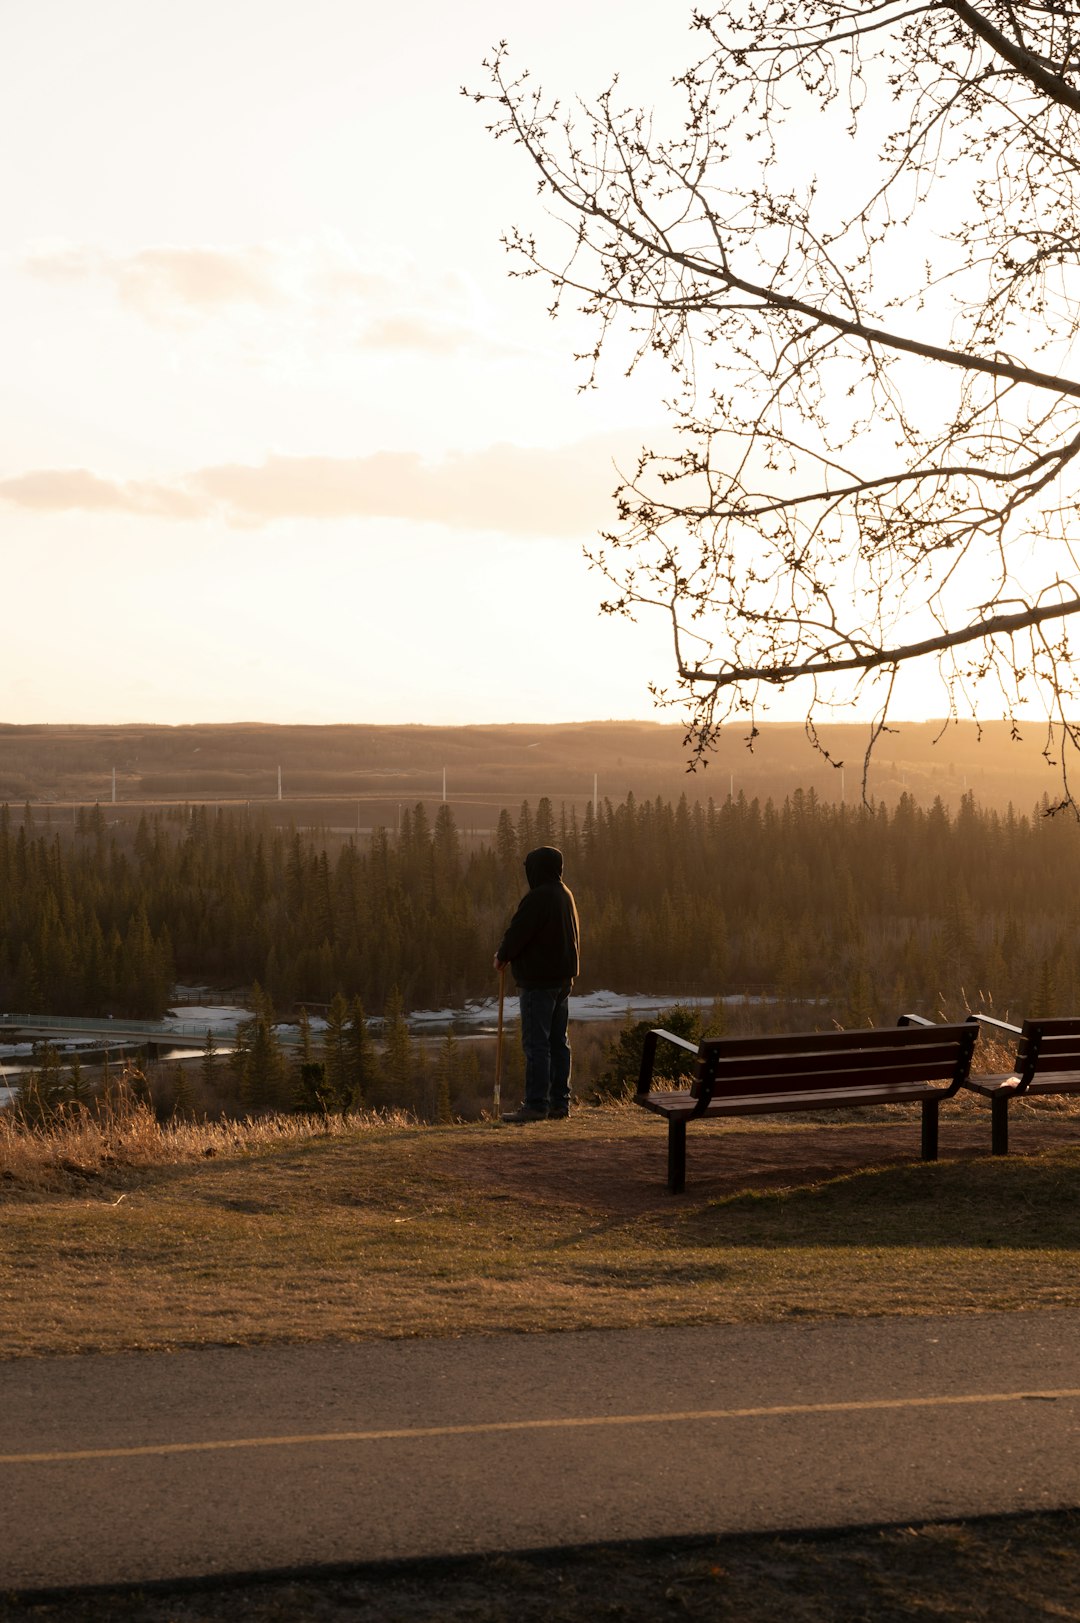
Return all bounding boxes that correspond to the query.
[494,845,580,1122]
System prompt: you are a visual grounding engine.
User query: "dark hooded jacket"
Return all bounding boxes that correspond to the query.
[497,846,580,989]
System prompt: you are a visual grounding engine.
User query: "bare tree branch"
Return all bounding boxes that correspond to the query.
[681,594,1080,687]
[471,2,1080,805]
[941,0,1080,112]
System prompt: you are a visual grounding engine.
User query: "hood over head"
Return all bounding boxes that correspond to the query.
[524,845,564,887]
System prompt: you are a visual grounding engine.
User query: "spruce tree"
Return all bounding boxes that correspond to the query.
[296,1060,330,1115]
[346,996,375,1111]
[242,983,288,1112]
[297,1007,313,1065]
[321,992,351,1107]
[201,1027,217,1095]
[171,1062,196,1120]
[67,1050,86,1109]
[436,1031,457,1124]
[381,986,414,1114]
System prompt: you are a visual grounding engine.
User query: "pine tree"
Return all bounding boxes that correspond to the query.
[381,986,415,1114]
[126,1063,153,1109]
[35,1040,64,1105]
[296,1060,330,1115]
[495,809,518,878]
[321,992,351,1107]
[230,1020,252,1111]
[436,1032,457,1124]
[14,943,40,1011]
[516,800,533,857]
[201,1027,217,1095]
[346,996,375,1111]
[66,1050,87,1109]
[534,797,555,847]
[297,1006,313,1065]
[171,1062,196,1120]
[242,983,288,1112]
[433,805,461,899]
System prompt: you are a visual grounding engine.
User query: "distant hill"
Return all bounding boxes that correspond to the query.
[0,717,1071,821]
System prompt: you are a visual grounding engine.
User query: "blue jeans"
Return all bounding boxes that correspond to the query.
[519,984,572,1114]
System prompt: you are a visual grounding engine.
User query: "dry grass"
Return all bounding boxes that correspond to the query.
[3,1091,1080,1357]
[0,1080,412,1193]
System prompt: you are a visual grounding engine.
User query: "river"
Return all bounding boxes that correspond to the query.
[0,990,765,1106]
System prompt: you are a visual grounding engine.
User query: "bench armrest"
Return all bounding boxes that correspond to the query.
[649,1028,700,1055]
[971,1013,1022,1037]
[636,1027,700,1095]
[896,1012,978,1093]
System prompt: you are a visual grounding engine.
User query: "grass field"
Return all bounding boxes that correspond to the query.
[3,1099,1080,1357]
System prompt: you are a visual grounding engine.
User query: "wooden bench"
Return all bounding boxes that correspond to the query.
[635,1017,978,1193]
[966,1014,1080,1154]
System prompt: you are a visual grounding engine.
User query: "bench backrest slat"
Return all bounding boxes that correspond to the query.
[695,1058,966,1098]
[700,1039,968,1084]
[1019,1017,1080,1039]
[1017,1032,1080,1059]
[690,1023,974,1104]
[1014,1019,1080,1087]
[1018,1049,1080,1072]
[696,1025,964,1060]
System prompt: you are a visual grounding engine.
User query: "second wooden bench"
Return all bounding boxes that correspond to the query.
[966,1014,1080,1154]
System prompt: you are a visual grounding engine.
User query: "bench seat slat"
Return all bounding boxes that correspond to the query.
[966,1069,1080,1097]
[1025,1072,1080,1093]
[640,1080,948,1118]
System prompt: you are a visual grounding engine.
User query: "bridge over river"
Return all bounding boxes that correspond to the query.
[0,1012,275,1052]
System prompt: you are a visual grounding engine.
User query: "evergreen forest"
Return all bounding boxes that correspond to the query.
[1,790,1078,1031]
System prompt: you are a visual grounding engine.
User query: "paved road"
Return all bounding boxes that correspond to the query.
[3,1312,1080,1592]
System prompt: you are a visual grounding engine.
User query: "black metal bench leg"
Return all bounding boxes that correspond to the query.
[667,1118,687,1194]
[991,1094,1009,1155]
[921,1098,939,1161]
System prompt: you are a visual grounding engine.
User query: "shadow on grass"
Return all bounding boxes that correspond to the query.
[5,1510,1080,1623]
[672,1150,1080,1250]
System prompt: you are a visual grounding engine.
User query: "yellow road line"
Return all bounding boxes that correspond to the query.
[3,1388,1080,1467]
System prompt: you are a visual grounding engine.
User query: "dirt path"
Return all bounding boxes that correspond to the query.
[446,1114,1080,1216]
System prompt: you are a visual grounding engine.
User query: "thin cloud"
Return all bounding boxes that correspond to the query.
[357,314,498,356]
[21,240,519,356]
[0,434,644,536]
[0,468,204,519]
[116,248,283,319]
[192,437,628,534]
[24,244,282,325]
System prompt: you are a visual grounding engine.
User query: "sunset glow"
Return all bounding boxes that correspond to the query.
[2,0,693,726]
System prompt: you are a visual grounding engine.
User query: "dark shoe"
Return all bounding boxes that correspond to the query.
[548,1107,570,1120]
[501,1105,548,1123]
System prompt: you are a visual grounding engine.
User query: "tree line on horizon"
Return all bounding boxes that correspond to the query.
[0,789,1078,1034]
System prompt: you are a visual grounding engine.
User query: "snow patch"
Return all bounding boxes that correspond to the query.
[160,1006,253,1036]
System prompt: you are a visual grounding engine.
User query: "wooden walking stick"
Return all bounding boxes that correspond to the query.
[494,964,506,1120]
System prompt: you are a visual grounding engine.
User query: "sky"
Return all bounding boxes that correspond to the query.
[3,0,975,735]
[2,0,717,727]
